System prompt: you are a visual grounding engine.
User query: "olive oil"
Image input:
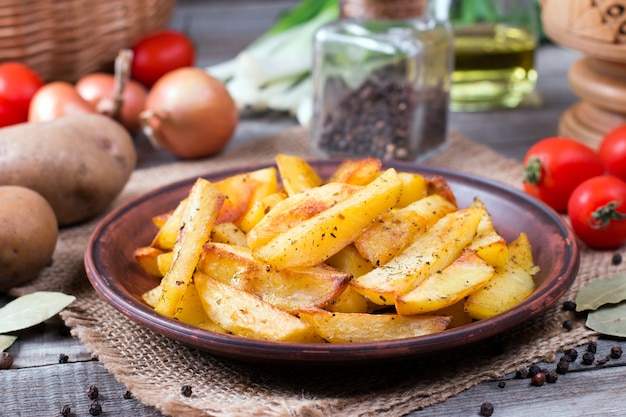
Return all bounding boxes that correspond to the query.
[450,24,537,111]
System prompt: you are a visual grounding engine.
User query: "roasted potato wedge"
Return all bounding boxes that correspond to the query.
[134,246,165,277]
[467,198,508,268]
[327,157,382,185]
[275,153,323,195]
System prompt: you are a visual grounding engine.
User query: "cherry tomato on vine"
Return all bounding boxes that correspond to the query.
[567,176,626,249]
[131,30,196,88]
[0,62,44,123]
[599,124,626,182]
[522,137,604,213]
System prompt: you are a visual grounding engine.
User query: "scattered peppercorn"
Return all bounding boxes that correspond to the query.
[87,384,99,400]
[0,351,14,369]
[515,368,529,379]
[58,353,69,364]
[564,348,578,361]
[181,385,193,397]
[611,346,623,359]
[498,381,506,389]
[89,400,102,416]
[531,371,546,386]
[479,402,494,416]
[612,253,622,265]
[546,370,559,383]
[562,300,577,311]
[528,364,542,378]
[582,351,595,365]
[587,341,597,353]
[123,390,133,399]
[556,360,570,375]
[562,320,573,331]
[60,404,71,416]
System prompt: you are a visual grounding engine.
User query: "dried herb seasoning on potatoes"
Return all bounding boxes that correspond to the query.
[134,155,540,343]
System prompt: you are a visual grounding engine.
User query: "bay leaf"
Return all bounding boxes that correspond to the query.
[586,301,626,337]
[575,274,626,312]
[0,334,17,351]
[0,291,76,334]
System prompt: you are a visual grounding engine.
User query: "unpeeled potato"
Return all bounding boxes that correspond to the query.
[0,114,136,225]
[0,186,58,290]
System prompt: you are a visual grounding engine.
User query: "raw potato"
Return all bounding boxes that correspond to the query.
[0,114,137,225]
[0,186,58,290]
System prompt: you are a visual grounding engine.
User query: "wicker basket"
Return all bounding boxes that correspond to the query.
[0,0,176,82]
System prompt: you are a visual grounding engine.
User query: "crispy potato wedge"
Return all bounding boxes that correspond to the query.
[327,157,382,185]
[464,233,537,320]
[467,198,508,268]
[199,242,350,312]
[275,154,323,195]
[236,191,286,233]
[155,178,224,318]
[254,168,403,269]
[134,246,165,277]
[194,272,323,343]
[210,222,248,247]
[351,207,482,305]
[150,197,188,251]
[325,244,373,277]
[157,251,174,276]
[395,249,494,315]
[297,308,451,343]
[215,167,278,224]
[246,181,359,249]
[507,232,540,275]
[355,194,457,267]
[396,172,428,208]
[427,176,457,206]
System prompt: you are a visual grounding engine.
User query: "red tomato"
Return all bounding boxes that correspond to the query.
[567,176,626,249]
[0,62,44,122]
[599,124,626,182]
[0,96,27,127]
[523,137,605,213]
[131,30,195,88]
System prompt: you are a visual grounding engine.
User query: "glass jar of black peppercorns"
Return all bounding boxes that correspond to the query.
[310,0,453,161]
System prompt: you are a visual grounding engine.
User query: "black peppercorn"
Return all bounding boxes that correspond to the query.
[612,253,622,265]
[611,346,623,359]
[528,364,542,378]
[531,371,546,386]
[515,368,529,379]
[480,402,494,416]
[564,348,578,361]
[89,400,102,416]
[587,341,597,353]
[181,385,193,397]
[87,384,99,400]
[556,359,570,374]
[562,300,577,311]
[562,320,573,331]
[60,404,71,417]
[498,381,506,389]
[58,353,69,364]
[582,351,595,365]
[123,390,133,399]
[546,370,559,383]
[0,351,14,369]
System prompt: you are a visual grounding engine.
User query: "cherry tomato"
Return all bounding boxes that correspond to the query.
[599,124,626,182]
[567,176,626,249]
[0,62,44,123]
[523,137,604,213]
[131,30,195,88]
[0,96,27,127]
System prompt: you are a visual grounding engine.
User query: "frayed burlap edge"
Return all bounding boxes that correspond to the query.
[11,128,613,417]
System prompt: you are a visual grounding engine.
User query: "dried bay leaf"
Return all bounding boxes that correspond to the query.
[586,301,626,337]
[575,274,626,312]
[0,334,17,351]
[0,291,76,334]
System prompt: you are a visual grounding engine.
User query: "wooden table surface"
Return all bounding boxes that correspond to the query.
[3,1,626,416]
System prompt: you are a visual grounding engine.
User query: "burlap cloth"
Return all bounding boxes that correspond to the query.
[9,127,615,417]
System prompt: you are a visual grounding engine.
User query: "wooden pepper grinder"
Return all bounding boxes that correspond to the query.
[542,0,626,146]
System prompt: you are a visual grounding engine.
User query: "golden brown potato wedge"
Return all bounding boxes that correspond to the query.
[194,271,323,343]
[396,172,428,208]
[210,222,248,247]
[395,249,494,315]
[351,207,482,305]
[150,197,187,251]
[275,154,323,196]
[215,167,278,224]
[297,308,451,343]
[134,246,165,277]
[236,191,286,233]
[253,168,403,269]
[155,178,224,318]
[246,181,359,249]
[467,198,508,268]
[464,233,537,320]
[327,157,382,185]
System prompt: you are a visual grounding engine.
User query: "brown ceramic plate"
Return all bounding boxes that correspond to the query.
[85,160,579,365]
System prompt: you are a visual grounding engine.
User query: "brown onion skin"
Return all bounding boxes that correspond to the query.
[140,67,238,159]
[28,81,95,123]
[76,73,148,132]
